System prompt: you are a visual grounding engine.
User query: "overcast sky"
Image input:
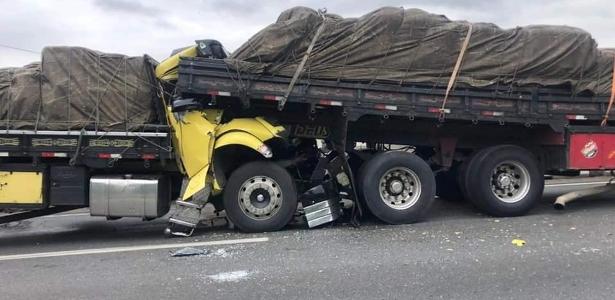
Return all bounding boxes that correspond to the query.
[1,0,614,67]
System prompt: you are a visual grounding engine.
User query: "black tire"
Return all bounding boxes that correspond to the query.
[456,157,471,200]
[358,151,436,224]
[223,161,297,233]
[465,145,543,217]
[459,147,501,203]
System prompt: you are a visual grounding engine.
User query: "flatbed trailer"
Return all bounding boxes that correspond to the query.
[176,56,615,169]
[177,57,611,130]
[0,127,177,215]
[170,56,615,223]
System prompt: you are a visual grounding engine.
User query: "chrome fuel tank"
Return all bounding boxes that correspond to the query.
[90,175,170,219]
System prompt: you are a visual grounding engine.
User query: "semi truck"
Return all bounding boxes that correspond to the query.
[1,7,615,236]
[1,39,614,236]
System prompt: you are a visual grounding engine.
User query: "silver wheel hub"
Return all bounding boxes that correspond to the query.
[497,174,512,187]
[378,167,422,210]
[238,176,283,220]
[390,180,404,194]
[490,160,531,204]
[256,194,265,202]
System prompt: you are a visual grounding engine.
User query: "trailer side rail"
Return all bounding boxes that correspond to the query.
[177,57,612,131]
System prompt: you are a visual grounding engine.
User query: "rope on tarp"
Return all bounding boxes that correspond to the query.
[278,8,328,110]
[3,68,15,131]
[439,23,473,121]
[600,55,615,127]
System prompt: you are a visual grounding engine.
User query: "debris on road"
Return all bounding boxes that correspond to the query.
[512,239,526,247]
[213,248,230,258]
[170,247,210,257]
[170,247,235,258]
[207,270,252,283]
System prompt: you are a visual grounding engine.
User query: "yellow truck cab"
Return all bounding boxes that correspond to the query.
[154,40,342,235]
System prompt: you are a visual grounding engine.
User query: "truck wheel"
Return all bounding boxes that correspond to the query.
[359,151,435,224]
[465,145,543,217]
[458,147,497,201]
[456,158,471,200]
[223,161,297,233]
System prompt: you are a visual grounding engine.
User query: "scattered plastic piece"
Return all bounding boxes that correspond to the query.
[511,239,526,247]
[170,247,210,257]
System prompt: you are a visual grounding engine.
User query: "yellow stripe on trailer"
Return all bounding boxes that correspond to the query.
[0,171,44,204]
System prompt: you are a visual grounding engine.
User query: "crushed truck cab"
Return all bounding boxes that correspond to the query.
[158,44,292,235]
[167,107,284,201]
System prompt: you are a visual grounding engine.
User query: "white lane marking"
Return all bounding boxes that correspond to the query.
[208,270,252,282]
[0,237,269,262]
[545,181,609,188]
[43,213,91,218]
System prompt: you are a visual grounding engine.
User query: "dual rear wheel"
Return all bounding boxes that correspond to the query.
[458,145,543,217]
[357,151,436,224]
[358,145,543,224]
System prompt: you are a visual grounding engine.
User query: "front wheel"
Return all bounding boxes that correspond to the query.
[358,151,435,224]
[223,161,297,233]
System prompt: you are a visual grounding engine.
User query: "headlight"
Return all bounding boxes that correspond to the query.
[257,144,273,158]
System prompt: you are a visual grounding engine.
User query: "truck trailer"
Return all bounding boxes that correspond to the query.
[1,7,615,236]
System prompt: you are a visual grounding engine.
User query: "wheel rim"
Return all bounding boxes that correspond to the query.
[490,160,531,203]
[378,167,422,210]
[238,176,283,220]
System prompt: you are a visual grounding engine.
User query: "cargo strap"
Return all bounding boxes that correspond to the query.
[439,23,473,120]
[279,10,327,110]
[600,55,615,127]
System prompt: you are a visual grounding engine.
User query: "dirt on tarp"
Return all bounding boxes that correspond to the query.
[0,47,159,130]
[229,6,614,96]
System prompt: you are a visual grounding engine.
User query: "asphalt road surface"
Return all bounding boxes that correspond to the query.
[1,178,615,299]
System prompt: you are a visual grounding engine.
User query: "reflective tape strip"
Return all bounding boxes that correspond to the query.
[98,153,122,159]
[208,91,231,97]
[319,100,343,106]
[481,111,504,117]
[41,152,68,158]
[141,154,156,160]
[0,152,9,157]
[428,107,451,114]
[566,115,587,120]
[264,95,285,101]
[375,104,397,111]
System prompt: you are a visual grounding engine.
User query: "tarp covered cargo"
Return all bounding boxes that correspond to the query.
[0,63,41,129]
[230,7,614,96]
[0,47,159,130]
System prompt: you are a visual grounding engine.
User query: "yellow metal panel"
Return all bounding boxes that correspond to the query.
[0,171,43,204]
[155,46,198,81]
[182,165,209,200]
[216,117,283,141]
[167,108,219,200]
[167,108,217,178]
[214,131,265,152]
